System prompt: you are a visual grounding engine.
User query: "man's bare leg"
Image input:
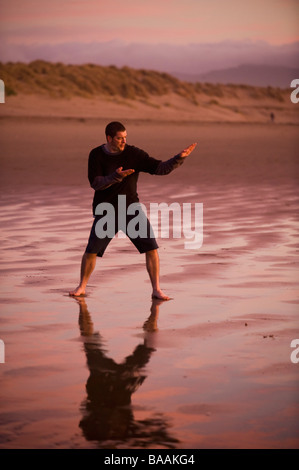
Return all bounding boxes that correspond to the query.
[145,249,171,300]
[69,252,97,296]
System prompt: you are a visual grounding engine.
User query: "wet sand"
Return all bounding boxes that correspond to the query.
[0,117,299,449]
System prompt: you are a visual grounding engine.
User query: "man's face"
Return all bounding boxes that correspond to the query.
[108,130,127,153]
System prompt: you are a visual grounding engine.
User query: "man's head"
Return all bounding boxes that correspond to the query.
[105,121,127,153]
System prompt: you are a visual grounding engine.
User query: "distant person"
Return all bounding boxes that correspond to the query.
[69,121,197,300]
[270,112,275,123]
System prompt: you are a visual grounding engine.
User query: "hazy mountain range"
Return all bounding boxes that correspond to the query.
[175,65,299,88]
[1,39,298,87]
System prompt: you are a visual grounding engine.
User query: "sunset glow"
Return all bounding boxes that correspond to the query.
[0,0,298,46]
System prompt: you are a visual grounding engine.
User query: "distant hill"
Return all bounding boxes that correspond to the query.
[1,61,297,124]
[0,61,288,103]
[0,60,199,103]
[174,65,299,88]
[1,39,298,84]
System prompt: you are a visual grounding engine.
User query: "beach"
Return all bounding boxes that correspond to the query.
[0,95,299,449]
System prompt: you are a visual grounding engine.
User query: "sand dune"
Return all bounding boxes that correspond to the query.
[0,60,298,124]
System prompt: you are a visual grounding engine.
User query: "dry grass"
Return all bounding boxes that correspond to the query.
[0,60,199,103]
[0,60,288,106]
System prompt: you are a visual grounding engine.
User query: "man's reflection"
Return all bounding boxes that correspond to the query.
[75,297,179,448]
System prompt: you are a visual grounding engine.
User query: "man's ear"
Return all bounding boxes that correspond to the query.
[107,135,112,143]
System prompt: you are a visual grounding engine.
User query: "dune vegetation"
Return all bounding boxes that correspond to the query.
[0,60,287,105]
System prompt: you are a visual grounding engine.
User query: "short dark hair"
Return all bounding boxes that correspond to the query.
[105,121,126,139]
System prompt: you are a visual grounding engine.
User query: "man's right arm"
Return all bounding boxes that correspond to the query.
[91,167,135,191]
[91,172,123,191]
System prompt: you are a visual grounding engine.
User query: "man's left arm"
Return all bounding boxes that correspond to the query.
[154,143,197,175]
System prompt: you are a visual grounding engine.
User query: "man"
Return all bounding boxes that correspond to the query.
[69,121,197,300]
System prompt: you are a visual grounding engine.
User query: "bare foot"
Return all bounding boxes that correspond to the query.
[152,289,172,301]
[69,286,86,297]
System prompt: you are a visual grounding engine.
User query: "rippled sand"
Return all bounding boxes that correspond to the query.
[0,119,298,448]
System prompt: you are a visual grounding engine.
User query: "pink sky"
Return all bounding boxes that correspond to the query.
[0,0,298,46]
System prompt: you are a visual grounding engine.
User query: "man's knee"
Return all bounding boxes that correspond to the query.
[145,249,158,258]
[84,251,98,259]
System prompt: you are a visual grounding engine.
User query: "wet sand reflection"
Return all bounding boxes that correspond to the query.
[75,297,179,448]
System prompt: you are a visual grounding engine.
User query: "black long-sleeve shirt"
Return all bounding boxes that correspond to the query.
[88,144,184,215]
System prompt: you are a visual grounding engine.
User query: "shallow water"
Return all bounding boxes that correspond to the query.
[0,177,298,449]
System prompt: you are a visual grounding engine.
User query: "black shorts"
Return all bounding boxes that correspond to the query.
[85,209,159,257]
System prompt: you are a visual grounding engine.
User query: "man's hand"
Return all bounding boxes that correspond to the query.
[179,142,197,159]
[116,167,135,178]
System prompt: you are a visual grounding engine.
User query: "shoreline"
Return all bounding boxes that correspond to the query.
[1,91,298,125]
[1,114,299,126]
